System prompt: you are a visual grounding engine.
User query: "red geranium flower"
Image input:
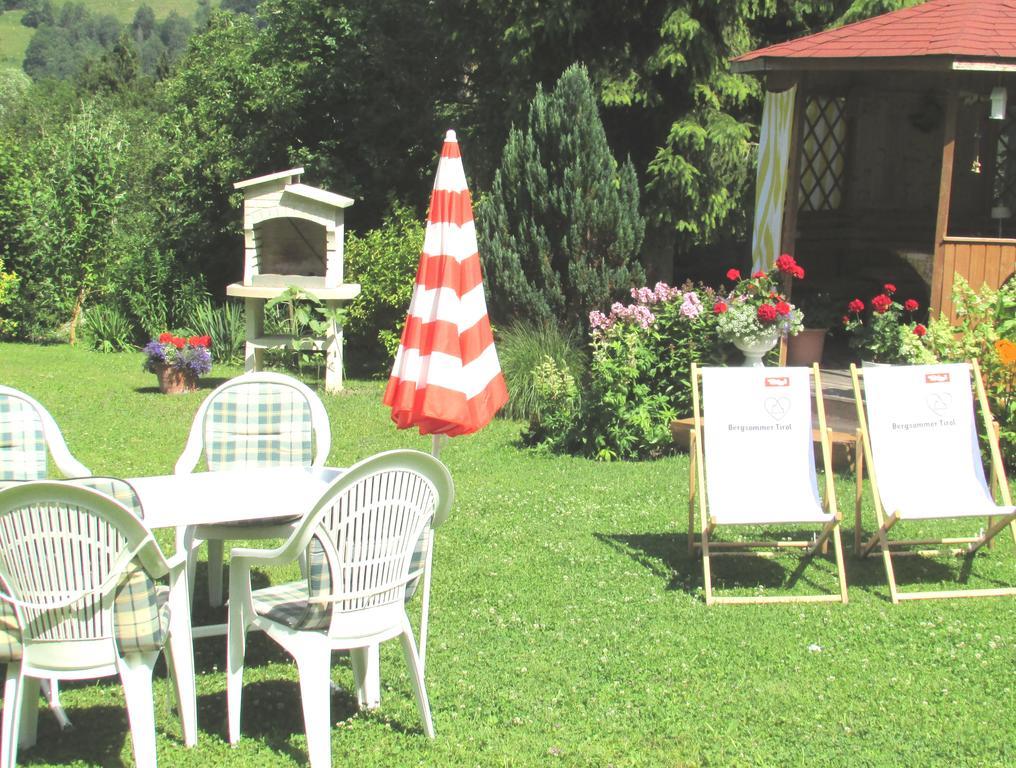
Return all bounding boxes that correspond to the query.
[775,253,797,274]
[847,298,865,314]
[713,301,728,314]
[871,294,892,314]
[726,268,741,282]
[913,324,927,337]
[158,332,173,343]
[883,283,896,294]
[904,299,919,312]
[171,336,186,350]
[774,300,791,316]
[752,270,767,279]
[757,304,778,322]
[841,315,850,325]
[791,265,805,279]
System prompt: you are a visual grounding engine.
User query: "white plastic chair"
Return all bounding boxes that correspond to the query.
[226,449,454,768]
[0,385,91,730]
[0,482,197,768]
[688,364,848,605]
[175,372,331,607]
[851,361,1016,602]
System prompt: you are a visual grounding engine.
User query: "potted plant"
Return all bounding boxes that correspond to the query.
[713,254,804,366]
[842,283,931,364]
[787,290,838,366]
[143,333,212,393]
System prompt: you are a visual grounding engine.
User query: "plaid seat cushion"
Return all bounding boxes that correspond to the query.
[259,525,433,632]
[0,598,20,661]
[63,476,145,519]
[204,384,314,470]
[0,396,47,481]
[0,566,169,660]
[113,565,170,655]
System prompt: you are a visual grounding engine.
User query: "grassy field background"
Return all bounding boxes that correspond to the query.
[0,342,1014,767]
[0,1,205,72]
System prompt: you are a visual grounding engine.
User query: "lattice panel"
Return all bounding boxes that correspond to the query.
[992,106,1016,211]
[799,96,847,212]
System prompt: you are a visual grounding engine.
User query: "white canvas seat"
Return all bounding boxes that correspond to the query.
[226,449,454,768]
[0,482,196,768]
[688,365,848,605]
[851,361,1016,602]
[175,371,332,608]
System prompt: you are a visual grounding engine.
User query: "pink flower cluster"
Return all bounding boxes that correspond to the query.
[590,282,703,333]
[630,282,683,306]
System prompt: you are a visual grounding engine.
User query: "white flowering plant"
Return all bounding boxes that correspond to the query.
[713,254,804,345]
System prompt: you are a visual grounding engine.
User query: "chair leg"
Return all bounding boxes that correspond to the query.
[39,679,72,732]
[226,607,250,745]
[293,639,333,768]
[399,616,434,738]
[116,652,160,768]
[166,617,197,747]
[207,539,225,607]
[350,645,380,710]
[16,676,39,749]
[2,663,24,768]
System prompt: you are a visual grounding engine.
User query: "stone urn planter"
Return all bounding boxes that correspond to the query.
[153,363,198,394]
[732,332,781,367]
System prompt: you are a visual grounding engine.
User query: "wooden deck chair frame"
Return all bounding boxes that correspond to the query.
[688,363,848,606]
[850,361,1016,603]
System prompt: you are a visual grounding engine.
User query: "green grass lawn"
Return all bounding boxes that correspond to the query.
[1,343,1014,767]
[0,2,205,73]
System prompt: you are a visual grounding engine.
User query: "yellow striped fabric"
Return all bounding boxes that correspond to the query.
[751,87,797,274]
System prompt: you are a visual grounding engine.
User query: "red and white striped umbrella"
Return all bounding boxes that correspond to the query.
[383,130,508,438]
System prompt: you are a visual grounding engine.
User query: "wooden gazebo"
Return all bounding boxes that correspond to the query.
[733,0,1016,319]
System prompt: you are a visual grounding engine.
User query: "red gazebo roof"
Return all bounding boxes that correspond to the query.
[733,0,1016,71]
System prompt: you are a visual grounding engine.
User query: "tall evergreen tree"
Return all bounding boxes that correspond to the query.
[479,63,645,330]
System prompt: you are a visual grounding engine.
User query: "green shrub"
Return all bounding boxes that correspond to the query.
[498,320,585,421]
[925,275,1016,468]
[521,356,581,451]
[0,255,17,338]
[80,304,134,352]
[182,299,245,364]
[526,281,729,460]
[344,206,423,375]
[478,63,644,330]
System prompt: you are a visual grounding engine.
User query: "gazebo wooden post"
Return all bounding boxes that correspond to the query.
[930,84,959,320]
[778,78,805,365]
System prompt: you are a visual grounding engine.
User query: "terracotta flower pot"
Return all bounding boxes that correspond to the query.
[153,363,198,394]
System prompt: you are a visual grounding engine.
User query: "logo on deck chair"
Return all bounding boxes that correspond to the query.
[926,392,953,417]
[764,376,790,388]
[924,372,950,385]
[763,397,792,421]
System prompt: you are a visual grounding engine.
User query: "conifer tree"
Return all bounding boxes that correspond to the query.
[479,63,645,329]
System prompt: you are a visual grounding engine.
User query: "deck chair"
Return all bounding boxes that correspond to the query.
[0,482,197,768]
[851,361,1016,602]
[175,371,331,607]
[0,385,92,731]
[688,364,848,605]
[226,449,454,768]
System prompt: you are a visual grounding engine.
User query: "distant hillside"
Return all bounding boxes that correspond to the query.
[0,1,209,73]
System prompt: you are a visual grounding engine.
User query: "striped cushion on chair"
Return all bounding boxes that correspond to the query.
[0,397,47,481]
[254,533,333,631]
[65,477,145,519]
[204,385,314,470]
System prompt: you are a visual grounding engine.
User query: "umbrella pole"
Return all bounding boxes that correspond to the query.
[431,434,445,459]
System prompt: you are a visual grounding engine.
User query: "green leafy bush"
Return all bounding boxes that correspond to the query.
[80,304,134,352]
[182,299,245,364]
[925,275,1016,467]
[521,356,581,450]
[498,320,585,421]
[343,206,423,375]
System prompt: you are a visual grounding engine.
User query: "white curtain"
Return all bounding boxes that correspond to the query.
[751,86,797,273]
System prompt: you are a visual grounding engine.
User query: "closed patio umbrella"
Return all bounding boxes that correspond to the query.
[383,130,508,451]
